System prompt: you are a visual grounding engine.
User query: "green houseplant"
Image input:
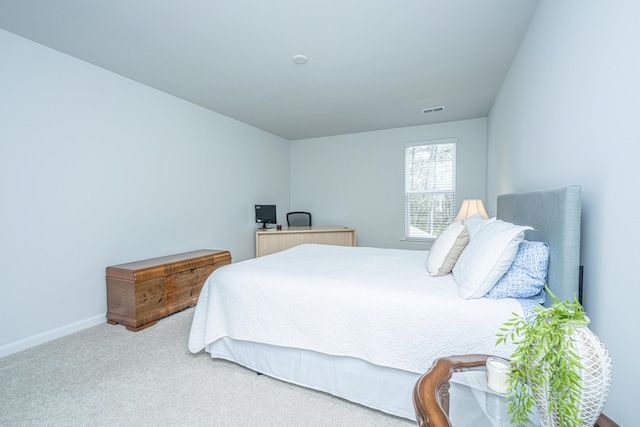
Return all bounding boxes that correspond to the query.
[496,287,610,427]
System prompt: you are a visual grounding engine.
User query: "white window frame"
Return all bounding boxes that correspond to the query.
[404,139,457,241]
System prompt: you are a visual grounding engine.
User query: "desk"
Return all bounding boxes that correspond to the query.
[412,355,618,427]
[255,226,356,257]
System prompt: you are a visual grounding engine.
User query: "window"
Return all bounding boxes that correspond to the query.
[404,140,456,240]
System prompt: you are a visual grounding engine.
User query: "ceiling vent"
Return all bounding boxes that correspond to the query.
[422,106,445,114]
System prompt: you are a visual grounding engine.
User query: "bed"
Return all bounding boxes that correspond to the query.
[188,186,582,420]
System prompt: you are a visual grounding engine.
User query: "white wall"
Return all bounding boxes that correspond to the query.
[487,1,639,424]
[0,29,290,356]
[290,118,487,249]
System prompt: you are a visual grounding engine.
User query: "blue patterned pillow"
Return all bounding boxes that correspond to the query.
[484,240,549,300]
[517,293,546,317]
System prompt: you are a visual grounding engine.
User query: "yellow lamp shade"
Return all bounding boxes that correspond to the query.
[455,199,489,222]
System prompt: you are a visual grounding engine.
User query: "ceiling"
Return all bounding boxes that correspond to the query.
[0,0,539,140]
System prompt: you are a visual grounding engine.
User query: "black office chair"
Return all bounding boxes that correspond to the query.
[287,212,312,227]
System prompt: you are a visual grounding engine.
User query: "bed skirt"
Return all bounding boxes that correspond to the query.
[205,337,420,420]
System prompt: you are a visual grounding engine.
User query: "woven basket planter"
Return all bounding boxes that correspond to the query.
[534,322,612,427]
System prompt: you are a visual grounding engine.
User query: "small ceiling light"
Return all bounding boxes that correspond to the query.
[292,54,308,65]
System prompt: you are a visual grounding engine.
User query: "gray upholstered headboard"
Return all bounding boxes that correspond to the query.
[497,186,582,306]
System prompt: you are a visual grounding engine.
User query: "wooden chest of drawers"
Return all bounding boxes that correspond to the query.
[106,249,231,331]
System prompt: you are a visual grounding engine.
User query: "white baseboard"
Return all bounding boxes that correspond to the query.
[0,313,107,359]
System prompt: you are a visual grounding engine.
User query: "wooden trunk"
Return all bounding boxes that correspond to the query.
[106,249,231,331]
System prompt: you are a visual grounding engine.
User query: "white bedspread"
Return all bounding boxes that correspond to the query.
[188,244,519,374]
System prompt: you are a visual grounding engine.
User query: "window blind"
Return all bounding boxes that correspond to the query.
[404,140,456,240]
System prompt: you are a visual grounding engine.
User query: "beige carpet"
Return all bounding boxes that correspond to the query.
[0,308,415,427]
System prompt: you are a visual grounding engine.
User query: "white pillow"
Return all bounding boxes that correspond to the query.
[453,219,533,299]
[426,221,469,276]
[463,215,497,239]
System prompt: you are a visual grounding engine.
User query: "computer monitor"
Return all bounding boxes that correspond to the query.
[255,205,277,229]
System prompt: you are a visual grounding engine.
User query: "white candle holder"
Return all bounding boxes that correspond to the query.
[486,356,511,394]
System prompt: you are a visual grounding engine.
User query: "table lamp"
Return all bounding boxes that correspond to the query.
[455,199,489,222]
